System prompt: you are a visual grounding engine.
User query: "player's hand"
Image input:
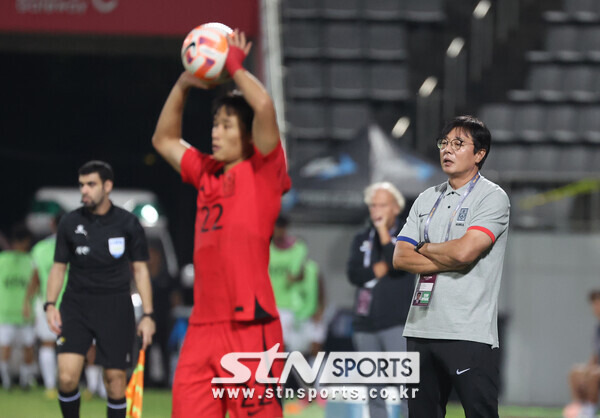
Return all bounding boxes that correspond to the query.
[225,29,251,76]
[373,213,390,231]
[373,260,389,278]
[227,28,252,56]
[46,305,62,335]
[137,317,156,350]
[177,71,212,90]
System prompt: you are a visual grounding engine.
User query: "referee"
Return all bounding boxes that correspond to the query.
[393,116,510,417]
[45,161,155,418]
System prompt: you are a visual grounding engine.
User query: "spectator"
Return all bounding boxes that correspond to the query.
[563,290,600,418]
[347,182,413,418]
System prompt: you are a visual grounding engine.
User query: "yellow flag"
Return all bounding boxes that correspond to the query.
[126,350,145,418]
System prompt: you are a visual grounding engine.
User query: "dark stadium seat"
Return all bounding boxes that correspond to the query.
[564,66,596,102]
[508,65,563,102]
[527,26,581,62]
[578,106,600,144]
[368,63,410,101]
[281,0,321,19]
[329,102,371,140]
[287,101,328,140]
[322,0,361,19]
[403,0,445,22]
[514,105,546,142]
[365,23,408,61]
[324,22,364,59]
[480,104,515,143]
[283,21,321,58]
[286,62,325,99]
[326,63,368,99]
[545,105,578,143]
[363,0,405,21]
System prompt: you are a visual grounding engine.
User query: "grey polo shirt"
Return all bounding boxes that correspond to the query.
[397,174,510,348]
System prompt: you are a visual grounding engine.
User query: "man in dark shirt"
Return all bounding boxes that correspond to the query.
[347,182,413,418]
[45,160,155,418]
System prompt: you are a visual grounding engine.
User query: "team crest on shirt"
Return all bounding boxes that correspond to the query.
[108,237,125,258]
[223,172,235,197]
[456,208,469,225]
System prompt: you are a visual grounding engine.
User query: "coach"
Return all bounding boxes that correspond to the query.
[45,160,155,418]
[393,116,510,417]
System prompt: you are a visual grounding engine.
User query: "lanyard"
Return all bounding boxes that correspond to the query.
[423,172,480,243]
[363,229,376,268]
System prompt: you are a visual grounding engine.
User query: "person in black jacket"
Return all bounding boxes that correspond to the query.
[347,182,413,418]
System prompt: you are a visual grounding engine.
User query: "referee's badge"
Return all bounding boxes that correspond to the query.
[108,237,125,258]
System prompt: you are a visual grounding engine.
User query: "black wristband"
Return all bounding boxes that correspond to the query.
[415,241,426,254]
[43,302,56,312]
[142,312,155,320]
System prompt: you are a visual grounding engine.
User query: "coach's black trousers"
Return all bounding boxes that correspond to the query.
[407,338,499,418]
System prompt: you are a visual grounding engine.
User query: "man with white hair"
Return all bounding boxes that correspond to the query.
[346,182,414,418]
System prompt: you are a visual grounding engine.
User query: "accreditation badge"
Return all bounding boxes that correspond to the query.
[355,288,373,316]
[412,274,437,306]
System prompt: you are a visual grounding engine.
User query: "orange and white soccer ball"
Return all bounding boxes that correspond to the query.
[181,23,233,84]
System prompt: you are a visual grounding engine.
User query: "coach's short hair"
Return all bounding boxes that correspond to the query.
[364,182,405,212]
[438,115,491,169]
[78,160,114,183]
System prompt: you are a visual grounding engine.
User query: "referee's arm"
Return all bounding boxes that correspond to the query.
[133,261,155,350]
[45,262,67,334]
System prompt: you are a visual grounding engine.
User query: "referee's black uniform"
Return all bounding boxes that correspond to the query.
[54,204,149,369]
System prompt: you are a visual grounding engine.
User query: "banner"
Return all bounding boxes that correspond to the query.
[0,0,258,37]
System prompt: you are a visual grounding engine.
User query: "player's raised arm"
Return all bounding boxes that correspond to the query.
[152,72,212,173]
[226,29,280,156]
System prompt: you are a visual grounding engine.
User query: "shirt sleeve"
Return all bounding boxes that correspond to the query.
[180,146,207,188]
[467,188,510,243]
[53,216,70,263]
[252,142,291,194]
[397,198,421,246]
[128,217,150,262]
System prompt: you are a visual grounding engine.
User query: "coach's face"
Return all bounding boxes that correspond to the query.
[211,106,252,169]
[439,128,485,180]
[368,189,399,230]
[79,172,112,211]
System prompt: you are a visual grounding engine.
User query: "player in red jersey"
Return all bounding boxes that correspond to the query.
[153,29,290,418]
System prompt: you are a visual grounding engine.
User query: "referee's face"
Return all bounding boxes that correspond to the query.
[79,173,110,211]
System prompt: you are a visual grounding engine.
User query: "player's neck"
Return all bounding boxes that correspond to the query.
[224,158,243,173]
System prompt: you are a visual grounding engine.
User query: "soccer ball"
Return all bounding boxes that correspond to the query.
[181,23,233,84]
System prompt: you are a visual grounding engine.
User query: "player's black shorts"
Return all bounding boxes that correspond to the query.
[57,291,135,370]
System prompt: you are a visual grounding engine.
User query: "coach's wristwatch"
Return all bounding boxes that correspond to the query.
[43,301,56,312]
[415,241,426,254]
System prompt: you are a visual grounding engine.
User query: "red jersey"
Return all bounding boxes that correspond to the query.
[181,143,291,324]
